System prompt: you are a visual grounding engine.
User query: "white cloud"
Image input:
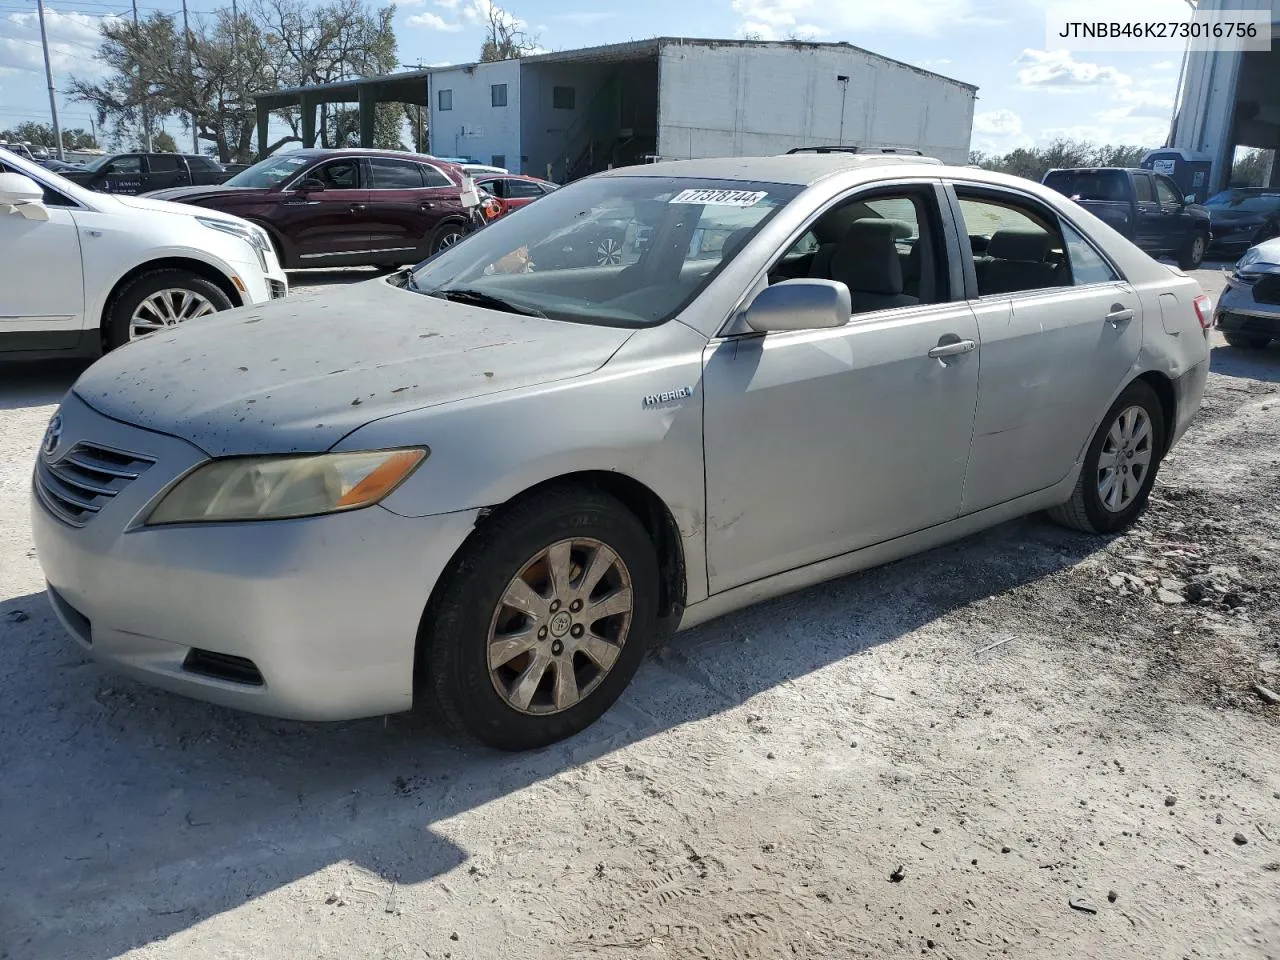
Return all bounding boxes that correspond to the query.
[0,8,119,77]
[406,11,463,30]
[1150,60,1175,70]
[1015,48,1132,90]
[970,108,1033,154]
[553,11,618,25]
[731,0,983,38]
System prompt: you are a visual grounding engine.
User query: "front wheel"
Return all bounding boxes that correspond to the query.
[419,485,660,751]
[104,269,233,351]
[1047,380,1166,534]
[1177,230,1207,270]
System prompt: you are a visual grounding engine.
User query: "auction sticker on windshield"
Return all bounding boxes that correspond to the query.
[669,189,768,207]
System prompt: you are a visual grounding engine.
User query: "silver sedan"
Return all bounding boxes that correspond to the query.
[1214,236,1280,349]
[32,154,1211,750]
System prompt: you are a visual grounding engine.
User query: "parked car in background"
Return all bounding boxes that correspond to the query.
[0,149,285,359]
[42,158,85,173]
[459,163,508,177]
[27,143,50,162]
[1042,166,1211,269]
[1214,237,1280,348]
[0,141,35,161]
[144,148,482,268]
[474,173,557,213]
[1203,188,1280,257]
[60,152,232,195]
[33,154,1209,751]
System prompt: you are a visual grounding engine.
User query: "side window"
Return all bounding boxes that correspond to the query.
[491,84,507,107]
[482,179,507,198]
[770,187,949,312]
[0,161,74,206]
[368,158,424,189]
[313,160,360,189]
[438,89,453,111]
[1155,176,1182,207]
[419,164,452,187]
[1133,174,1155,204]
[1061,220,1119,286]
[147,154,181,172]
[552,86,575,110]
[506,178,545,199]
[105,156,142,175]
[955,192,1068,297]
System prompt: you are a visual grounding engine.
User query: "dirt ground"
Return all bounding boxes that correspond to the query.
[1,265,1278,960]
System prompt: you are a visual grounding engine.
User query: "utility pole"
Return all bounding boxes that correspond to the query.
[182,0,197,153]
[132,0,152,151]
[36,0,65,160]
[232,0,241,159]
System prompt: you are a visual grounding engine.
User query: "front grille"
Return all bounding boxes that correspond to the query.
[268,278,288,299]
[35,441,155,527]
[183,649,265,686]
[1255,275,1280,306]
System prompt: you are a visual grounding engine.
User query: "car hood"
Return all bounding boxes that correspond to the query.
[142,184,268,204]
[71,279,633,457]
[1208,207,1270,226]
[108,192,248,226]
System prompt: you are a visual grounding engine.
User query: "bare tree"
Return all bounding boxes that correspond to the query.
[479,2,538,62]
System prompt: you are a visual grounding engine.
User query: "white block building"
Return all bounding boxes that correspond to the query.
[426,38,977,180]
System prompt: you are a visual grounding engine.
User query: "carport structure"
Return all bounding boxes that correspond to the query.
[252,70,430,157]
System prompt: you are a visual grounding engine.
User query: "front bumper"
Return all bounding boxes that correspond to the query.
[31,392,479,721]
[1214,271,1280,338]
[229,250,289,306]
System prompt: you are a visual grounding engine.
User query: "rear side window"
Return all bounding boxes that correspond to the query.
[419,164,452,187]
[147,154,181,172]
[506,178,545,199]
[955,192,1069,297]
[368,158,424,189]
[1044,170,1128,203]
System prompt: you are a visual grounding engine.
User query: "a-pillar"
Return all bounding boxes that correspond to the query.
[300,92,318,148]
[358,85,378,148]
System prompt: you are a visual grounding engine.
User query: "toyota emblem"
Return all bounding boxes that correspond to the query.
[42,414,63,458]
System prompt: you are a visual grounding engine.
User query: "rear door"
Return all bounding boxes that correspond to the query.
[273,157,371,263]
[947,184,1141,514]
[143,153,189,192]
[363,157,458,261]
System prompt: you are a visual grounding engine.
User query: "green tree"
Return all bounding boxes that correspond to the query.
[971,139,1157,182]
[0,122,99,151]
[1231,148,1273,187]
[152,129,179,152]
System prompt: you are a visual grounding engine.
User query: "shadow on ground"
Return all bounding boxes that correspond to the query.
[0,508,1108,959]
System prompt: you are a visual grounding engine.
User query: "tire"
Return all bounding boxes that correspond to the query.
[419,485,660,751]
[104,269,233,351]
[430,221,467,254]
[1047,379,1166,535]
[1177,230,1207,270]
[1222,331,1271,349]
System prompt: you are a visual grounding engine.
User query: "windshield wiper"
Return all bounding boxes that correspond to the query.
[428,287,548,318]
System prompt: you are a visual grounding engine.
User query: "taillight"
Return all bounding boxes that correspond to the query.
[1193,294,1213,330]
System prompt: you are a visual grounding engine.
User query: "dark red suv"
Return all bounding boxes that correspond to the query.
[144,149,476,269]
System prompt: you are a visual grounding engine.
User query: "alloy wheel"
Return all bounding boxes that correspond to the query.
[487,537,634,715]
[595,236,623,265]
[129,288,218,340]
[1097,405,1153,513]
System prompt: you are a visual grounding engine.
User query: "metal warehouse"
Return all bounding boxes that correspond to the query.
[426,38,977,180]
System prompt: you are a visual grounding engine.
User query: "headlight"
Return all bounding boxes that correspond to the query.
[197,216,273,272]
[146,448,427,525]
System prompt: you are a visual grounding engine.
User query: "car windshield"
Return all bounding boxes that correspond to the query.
[224,153,315,188]
[1205,190,1280,213]
[406,176,800,328]
[1043,170,1129,202]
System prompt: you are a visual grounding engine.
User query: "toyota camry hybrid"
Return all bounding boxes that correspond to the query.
[32,154,1211,751]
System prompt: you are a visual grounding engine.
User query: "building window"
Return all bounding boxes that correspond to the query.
[491,83,507,107]
[438,88,453,111]
[552,85,575,110]
[491,155,506,169]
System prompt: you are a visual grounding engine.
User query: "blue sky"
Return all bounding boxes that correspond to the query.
[0,0,1183,152]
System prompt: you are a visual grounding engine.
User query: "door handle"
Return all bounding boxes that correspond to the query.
[928,338,976,359]
[1105,305,1134,326]
[349,203,366,214]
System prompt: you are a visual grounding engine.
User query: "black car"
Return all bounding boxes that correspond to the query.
[60,152,232,194]
[1205,188,1280,256]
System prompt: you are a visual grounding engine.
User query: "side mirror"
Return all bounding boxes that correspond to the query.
[295,177,325,194]
[0,172,48,221]
[1184,194,1196,205]
[744,278,851,333]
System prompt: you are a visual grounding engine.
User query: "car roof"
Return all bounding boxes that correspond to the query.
[598,153,945,186]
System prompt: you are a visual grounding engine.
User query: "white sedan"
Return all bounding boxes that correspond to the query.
[0,148,287,360]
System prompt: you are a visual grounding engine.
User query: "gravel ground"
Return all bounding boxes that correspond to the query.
[2,264,1278,960]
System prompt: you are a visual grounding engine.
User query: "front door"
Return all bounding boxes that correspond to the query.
[96,154,145,195]
[1132,172,1163,251]
[0,197,84,347]
[950,187,1142,514]
[1154,173,1191,252]
[702,184,980,594]
[274,157,371,263]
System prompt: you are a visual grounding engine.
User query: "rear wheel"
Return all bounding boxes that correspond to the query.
[1047,380,1165,534]
[1177,230,1207,270]
[419,485,660,751]
[104,269,233,351]
[431,222,467,254]
[1222,331,1271,349]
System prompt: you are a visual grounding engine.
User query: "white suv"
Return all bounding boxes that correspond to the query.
[0,148,287,360]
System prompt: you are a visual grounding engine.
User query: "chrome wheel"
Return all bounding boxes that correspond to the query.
[438,230,463,249]
[129,288,217,340]
[1190,235,1205,264]
[487,537,634,716]
[595,236,623,265]
[1097,405,1153,513]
